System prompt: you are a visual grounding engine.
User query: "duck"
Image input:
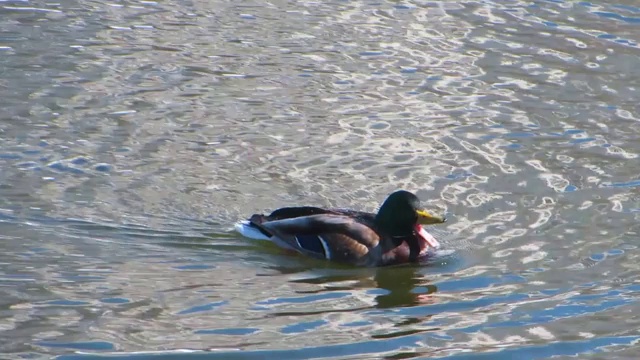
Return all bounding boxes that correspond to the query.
[234,190,446,267]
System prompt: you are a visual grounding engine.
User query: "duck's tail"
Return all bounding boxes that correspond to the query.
[234,216,272,241]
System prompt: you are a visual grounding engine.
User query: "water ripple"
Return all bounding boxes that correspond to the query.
[2,0,640,358]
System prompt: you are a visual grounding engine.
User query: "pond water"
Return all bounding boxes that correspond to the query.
[1,0,640,359]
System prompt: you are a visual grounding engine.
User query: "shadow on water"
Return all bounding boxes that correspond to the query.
[282,265,440,310]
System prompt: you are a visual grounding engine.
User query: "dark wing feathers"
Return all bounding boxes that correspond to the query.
[265,206,376,222]
[322,233,372,263]
[267,206,333,220]
[294,234,327,258]
[248,212,382,264]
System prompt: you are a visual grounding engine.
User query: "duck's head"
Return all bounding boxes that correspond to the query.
[375,190,446,261]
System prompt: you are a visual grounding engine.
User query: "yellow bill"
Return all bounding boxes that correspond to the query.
[416,209,446,225]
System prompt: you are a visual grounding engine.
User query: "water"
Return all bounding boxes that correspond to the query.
[1,0,640,358]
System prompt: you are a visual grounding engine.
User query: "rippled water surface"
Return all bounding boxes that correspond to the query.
[2,0,640,358]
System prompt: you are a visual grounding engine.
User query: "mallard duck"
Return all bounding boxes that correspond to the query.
[234,190,446,267]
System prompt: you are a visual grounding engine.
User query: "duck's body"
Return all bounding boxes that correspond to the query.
[234,191,446,267]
